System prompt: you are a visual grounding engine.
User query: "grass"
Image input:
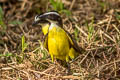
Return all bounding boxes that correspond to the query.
[115,12,120,21]
[9,20,23,25]
[0,6,6,31]
[87,18,95,42]
[74,27,80,41]
[0,0,120,80]
[96,0,108,12]
[21,35,28,53]
[49,0,71,16]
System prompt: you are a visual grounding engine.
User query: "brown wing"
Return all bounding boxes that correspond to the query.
[63,28,84,53]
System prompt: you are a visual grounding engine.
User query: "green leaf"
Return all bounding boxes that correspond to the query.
[0,54,4,57]
[62,10,71,16]
[0,53,12,57]
[50,0,57,10]
[49,0,63,11]
[22,36,25,51]
[0,6,6,29]
[0,6,4,18]
[22,36,28,52]
[9,20,23,25]
[59,0,64,10]
[115,12,120,20]
[87,19,94,41]
[16,56,23,63]
[74,28,79,41]
[0,20,5,26]
[49,0,71,16]
[5,53,12,57]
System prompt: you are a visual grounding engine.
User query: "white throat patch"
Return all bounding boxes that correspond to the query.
[49,23,58,30]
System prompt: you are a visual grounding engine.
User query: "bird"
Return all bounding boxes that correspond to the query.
[32,11,82,63]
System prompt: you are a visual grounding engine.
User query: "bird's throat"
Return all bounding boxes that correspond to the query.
[42,23,59,35]
[42,24,49,35]
[49,23,58,30]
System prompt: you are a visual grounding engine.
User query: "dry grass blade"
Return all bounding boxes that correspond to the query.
[100,30,115,42]
[69,0,76,11]
[75,25,88,37]
[112,24,120,34]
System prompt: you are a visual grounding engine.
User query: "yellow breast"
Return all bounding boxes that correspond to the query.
[42,23,77,62]
[48,26,70,62]
[42,24,49,35]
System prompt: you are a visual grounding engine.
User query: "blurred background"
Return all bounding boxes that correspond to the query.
[0,0,120,80]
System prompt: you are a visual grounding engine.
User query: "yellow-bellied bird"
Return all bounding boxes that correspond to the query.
[33,11,82,63]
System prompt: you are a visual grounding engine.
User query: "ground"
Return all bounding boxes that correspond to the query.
[0,0,120,80]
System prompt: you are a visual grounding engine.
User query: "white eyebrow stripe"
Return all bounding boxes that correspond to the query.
[39,12,59,17]
[35,15,40,21]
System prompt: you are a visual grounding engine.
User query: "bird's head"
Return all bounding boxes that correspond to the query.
[33,11,63,27]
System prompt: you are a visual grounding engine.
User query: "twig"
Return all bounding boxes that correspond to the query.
[106,15,112,31]
[29,69,56,77]
[112,24,120,34]
[29,69,81,79]
[97,18,109,25]
[80,51,90,64]
[69,0,76,11]
[75,25,88,37]
[59,75,80,79]
[100,30,115,42]
[3,64,31,80]
[43,66,55,73]
[96,59,120,73]
[21,0,28,11]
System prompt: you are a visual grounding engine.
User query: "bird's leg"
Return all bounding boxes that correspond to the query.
[50,54,54,63]
[65,62,71,75]
[57,60,71,75]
